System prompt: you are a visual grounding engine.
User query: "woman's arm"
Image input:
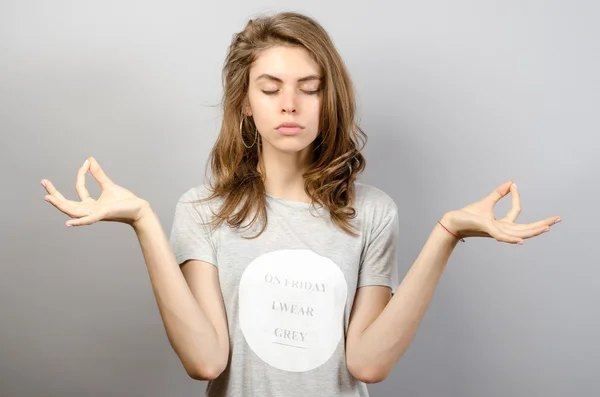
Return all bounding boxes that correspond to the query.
[133,204,229,380]
[41,157,230,380]
[345,219,457,383]
[346,181,560,383]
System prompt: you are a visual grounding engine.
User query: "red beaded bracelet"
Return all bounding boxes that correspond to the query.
[437,221,465,243]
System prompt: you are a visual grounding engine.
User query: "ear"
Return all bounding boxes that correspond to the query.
[243,95,253,117]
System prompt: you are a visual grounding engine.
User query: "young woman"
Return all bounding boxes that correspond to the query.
[40,12,561,397]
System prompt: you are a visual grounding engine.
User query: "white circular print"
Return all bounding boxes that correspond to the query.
[238,249,348,372]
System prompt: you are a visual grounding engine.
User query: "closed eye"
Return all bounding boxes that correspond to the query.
[261,89,320,95]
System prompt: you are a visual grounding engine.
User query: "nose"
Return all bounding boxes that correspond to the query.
[280,90,297,114]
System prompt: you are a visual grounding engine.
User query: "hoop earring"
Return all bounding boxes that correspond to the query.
[240,115,258,149]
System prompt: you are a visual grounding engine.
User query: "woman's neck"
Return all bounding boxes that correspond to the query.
[259,146,314,203]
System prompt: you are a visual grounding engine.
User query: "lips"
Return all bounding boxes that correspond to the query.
[275,122,305,136]
[276,122,304,129]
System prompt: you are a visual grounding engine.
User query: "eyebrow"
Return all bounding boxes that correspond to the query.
[255,74,322,83]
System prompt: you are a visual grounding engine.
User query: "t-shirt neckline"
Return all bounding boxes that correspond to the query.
[265,193,325,211]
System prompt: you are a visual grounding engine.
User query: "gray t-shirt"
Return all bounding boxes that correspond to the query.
[168,181,400,397]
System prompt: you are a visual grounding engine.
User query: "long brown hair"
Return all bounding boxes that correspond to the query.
[199,11,367,238]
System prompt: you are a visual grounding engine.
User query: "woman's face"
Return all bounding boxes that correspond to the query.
[246,45,323,157]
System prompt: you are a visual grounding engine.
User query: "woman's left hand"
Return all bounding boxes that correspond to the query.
[441,180,561,245]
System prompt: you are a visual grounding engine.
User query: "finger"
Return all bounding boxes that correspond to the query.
[76,159,92,201]
[488,180,514,205]
[501,183,521,223]
[487,223,524,245]
[497,222,550,240]
[66,209,106,227]
[87,157,115,189]
[41,179,67,202]
[501,215,562,231]
[44,195,92,218]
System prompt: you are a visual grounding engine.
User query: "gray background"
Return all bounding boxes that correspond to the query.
[1,1,598,396]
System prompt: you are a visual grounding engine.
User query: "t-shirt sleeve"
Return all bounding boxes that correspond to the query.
[357,201,400,294]
[168,188,217,267]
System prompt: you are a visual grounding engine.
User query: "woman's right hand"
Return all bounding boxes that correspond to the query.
[41,157,150,228]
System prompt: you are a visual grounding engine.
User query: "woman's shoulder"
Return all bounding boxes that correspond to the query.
[175,182,225,216]
[354,181,398,212]
[174,181,397,216]
[177,182,214,202]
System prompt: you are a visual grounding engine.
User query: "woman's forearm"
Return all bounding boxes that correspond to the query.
[131,203,227,379]
[353,217,459,380]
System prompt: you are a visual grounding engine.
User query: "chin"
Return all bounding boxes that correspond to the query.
[263,134,318,154]
[268,141,312,154]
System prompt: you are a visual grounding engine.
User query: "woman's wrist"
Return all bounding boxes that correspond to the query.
[437,211,465,243]
[131,200,155,230]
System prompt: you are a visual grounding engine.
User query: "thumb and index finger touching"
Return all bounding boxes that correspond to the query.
[488,179,521,223]
[489,180,516,203]
[77,157,115,199]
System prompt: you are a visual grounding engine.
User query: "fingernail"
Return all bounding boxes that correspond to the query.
[517,241,524,245]
[554,218,561,224]
[66,223,72,227]
[512,183,518,189]
[543,228,550,233]
[83,159,89,167]
[41,181,46,188]
[44,197,50,202]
